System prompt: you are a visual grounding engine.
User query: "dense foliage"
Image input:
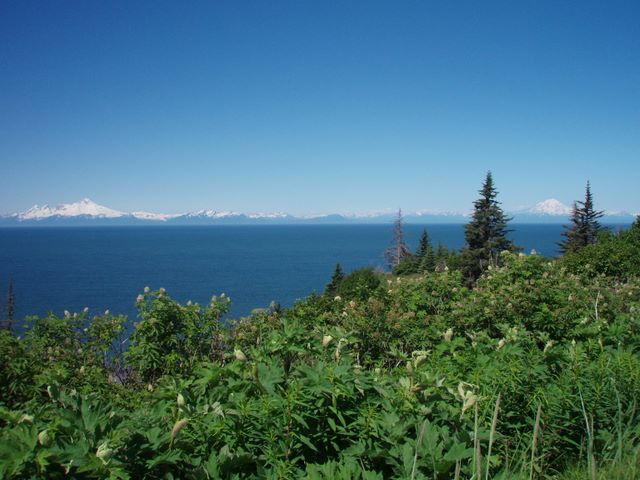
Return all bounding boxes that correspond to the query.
[2,237,640,479]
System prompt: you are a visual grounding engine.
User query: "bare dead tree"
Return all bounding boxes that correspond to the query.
[385,209,411,270]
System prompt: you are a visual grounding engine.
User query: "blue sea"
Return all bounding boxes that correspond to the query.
[0,224,610,327]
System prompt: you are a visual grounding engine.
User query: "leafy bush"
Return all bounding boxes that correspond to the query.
[2,250,640,478]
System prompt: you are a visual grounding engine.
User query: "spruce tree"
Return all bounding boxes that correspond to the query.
[385,209,411,271]
[325,263,344,296]
[415,229,435,273]
[462,172,515,280]
[434,243,450,271]
[559,182,604,254]
[3,278,14,330]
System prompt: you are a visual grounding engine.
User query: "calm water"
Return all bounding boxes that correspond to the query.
[0,224,574,325]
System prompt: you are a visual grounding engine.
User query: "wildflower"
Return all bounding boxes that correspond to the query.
[457,382,478,415]
[234,349,247,362]
[322,335,333,347]
[83,307,89,313]
[158,288,165,296]
[144,286,150,293]
[543,340,555,354]
[177,393,185,408]
[96,442,114,464]
[136,294,144,303]
[443,328,453,342]
[334,295,342,301]
[19,414,34,424]
[104,309,110,315]
[497,339,506,350]
[186,300,192,306]
[171,418,188,439]
[349,300,356,308]
[412,350,429,367]
[334,338,348,362]
[64,310,70,318]
[147,383,153,392]
[38,429,51,446]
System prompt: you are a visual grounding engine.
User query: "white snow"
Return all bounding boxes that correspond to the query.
[186,209,243,219]
[131,211,182,221]
[18,198,126,220]
[247,212,289,219]
[528,199,572,216]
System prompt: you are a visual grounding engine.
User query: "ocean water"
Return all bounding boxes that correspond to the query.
[0,224,581,325]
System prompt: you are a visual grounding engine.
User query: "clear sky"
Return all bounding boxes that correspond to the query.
[1,1,638,215]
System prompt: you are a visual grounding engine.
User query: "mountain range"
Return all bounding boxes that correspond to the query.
[0,198,636,226]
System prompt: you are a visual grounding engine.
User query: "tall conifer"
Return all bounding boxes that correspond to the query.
[462,172,515,280]
[3,278,14,330]
[325,263,344,296]
[415,229,436,273]
[559,181,604,254]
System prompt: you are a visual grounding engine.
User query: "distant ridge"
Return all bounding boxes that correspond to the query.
[0,198,635,226]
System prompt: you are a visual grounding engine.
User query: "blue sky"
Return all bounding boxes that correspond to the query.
[1,1,638,215]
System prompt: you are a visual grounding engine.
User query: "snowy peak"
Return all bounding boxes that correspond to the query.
[17,198,126,220]
[526,199,572,216]
[131,211,181,221]
[186,210,243,219]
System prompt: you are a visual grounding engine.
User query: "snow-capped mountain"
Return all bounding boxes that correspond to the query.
[16,198,126,221]
[527,199,572,216]
[131,211,182,221]
[0,198,635,226]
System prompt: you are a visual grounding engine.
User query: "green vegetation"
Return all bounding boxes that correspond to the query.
[1,176,638,479]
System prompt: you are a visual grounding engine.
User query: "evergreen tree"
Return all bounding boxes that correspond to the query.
[434,242,451,272]
[385,209,411,271]
[415,229,435,273]
[324,263,344,296]
[3,278,14,330]
[462,172,515,280]
[559,182,604,254]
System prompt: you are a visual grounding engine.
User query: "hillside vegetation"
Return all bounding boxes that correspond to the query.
[1,175,639,479]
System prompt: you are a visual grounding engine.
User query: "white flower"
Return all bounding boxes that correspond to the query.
[96,442,114,464]
[64,310,70,318]
[83,307,89,313]
[136,294,144,303]
[322,335,333,347]
[443,328,453,342]
[144,286,150,293]
[333,296,342,301]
